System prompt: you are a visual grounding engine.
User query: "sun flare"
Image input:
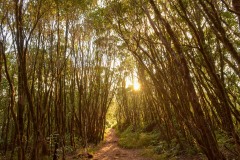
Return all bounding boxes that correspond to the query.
[133,82,140,91]
[125,77,141,91]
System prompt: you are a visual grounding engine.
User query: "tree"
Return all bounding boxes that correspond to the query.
[104,0,240,159]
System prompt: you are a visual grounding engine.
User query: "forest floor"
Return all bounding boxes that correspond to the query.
[66,129,207,160]
[67,128,152,160]
[92,128,152,160]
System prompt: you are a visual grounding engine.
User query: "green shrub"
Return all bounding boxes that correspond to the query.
[118,126,160,149]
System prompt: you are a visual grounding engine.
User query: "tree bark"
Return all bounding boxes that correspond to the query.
[232,0,240,29]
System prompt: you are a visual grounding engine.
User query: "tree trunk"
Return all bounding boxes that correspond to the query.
[232,0,240,29]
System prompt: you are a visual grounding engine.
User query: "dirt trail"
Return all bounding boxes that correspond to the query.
[92,129,152,160]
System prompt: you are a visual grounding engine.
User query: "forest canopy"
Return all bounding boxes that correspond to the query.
[0,0,240,159]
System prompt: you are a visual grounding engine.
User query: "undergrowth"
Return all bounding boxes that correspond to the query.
[118,126,159,149]
[117,125,207,160]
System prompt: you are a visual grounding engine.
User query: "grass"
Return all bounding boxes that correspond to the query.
[215,130,240,159]
[118,126,159,149]
[117,125,206,160]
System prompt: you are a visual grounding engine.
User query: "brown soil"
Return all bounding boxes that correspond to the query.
[92,128,152,160]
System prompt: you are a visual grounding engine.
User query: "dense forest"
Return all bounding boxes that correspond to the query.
[0,0,240,159]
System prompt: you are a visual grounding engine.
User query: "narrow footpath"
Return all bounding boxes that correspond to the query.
[93,129,152,160]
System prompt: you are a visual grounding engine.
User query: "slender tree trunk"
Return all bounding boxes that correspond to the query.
[145,1,226,159]
[14,1,25,159]
[232,0,240,29]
